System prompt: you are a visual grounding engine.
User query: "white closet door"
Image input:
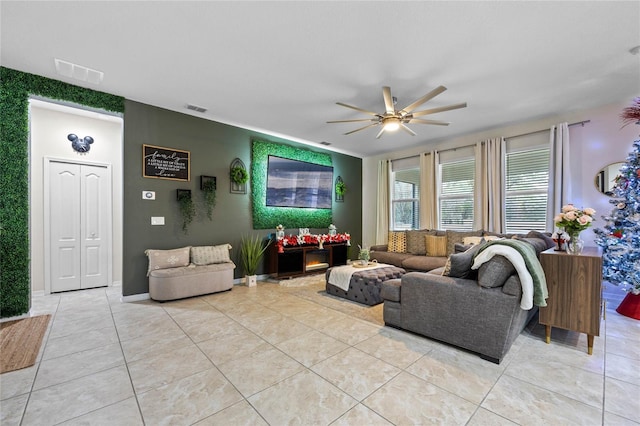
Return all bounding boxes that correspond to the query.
[50,162,82,292]
[80,165,110,289]
[48,161,111,292]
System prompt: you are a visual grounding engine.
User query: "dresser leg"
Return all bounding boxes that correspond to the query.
[587,335,594,355]
[545,325,551,344]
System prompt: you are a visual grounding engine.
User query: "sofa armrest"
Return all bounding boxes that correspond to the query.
[370,244,388,252]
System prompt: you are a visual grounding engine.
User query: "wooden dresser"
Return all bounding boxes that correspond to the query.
[539,247,603,355]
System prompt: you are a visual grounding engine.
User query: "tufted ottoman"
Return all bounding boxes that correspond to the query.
[325,265,406,306]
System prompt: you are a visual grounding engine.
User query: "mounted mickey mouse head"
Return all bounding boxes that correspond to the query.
[68,133,94,153]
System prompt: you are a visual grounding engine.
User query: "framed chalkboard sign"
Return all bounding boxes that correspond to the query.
[143,144,190,181]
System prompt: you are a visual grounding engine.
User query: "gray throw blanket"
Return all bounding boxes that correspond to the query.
[474,239,549,307]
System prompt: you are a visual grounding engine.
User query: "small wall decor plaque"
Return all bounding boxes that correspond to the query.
[143,144,190,181]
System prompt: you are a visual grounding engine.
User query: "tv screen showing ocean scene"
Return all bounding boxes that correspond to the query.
[266,156,333,209]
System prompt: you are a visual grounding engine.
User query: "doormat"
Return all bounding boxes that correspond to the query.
[1,314,51,374]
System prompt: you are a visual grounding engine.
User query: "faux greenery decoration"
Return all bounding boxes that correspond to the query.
[335,181,347,196]
[0,67,124,318]
[240,234,271,276]
[177,190,196,233]
[251,139,332,229]
[201,179,217,220]
[230,166,249,184]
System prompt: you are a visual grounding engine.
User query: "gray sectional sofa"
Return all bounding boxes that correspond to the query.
[378,230,555,363]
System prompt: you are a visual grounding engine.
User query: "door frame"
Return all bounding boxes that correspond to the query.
[44,157,113,294]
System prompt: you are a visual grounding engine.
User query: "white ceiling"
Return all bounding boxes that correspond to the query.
[2,1,639,158]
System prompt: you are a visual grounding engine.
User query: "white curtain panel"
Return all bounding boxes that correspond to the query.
[546,122,571,231]
[375,159,391,245]
[475,138,505,232]
[419,151,438,229]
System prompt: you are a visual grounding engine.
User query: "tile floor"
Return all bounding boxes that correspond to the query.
[1,280,639,425]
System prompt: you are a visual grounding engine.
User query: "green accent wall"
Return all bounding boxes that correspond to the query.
[0,67,124,318]
[123,100,362,296]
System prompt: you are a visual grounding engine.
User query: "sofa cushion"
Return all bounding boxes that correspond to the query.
[443,242,486,278]
[406,229,436,255]
[477,255,516,288]
[191,244,232,265]
[145,246,191,276]
[502,275,522,297]
[369,251,412,267]
[425,235,448,256]
[446,230,483,256]
[516,237,547,254]
[149,261,235,278]
[526,230,556,250]
[401,255,448,272]
[381,278,402,302]
[388,231,407,253]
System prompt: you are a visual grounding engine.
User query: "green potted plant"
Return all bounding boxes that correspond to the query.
[240,234,271,287]
[230,166,249,185]
[201,178,216,220]
[177,189,195,233]
[335,181,346,196]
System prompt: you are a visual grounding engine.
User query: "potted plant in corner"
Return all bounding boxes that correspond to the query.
[177,189,196,233]
[240,234,271,287]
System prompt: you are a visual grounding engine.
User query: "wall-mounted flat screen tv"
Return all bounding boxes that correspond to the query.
[266,155,333,209]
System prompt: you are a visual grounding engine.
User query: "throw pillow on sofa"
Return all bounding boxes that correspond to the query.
[145,246,191,276]
[191,244,232,265]
[476,255,516,288]
[442,241,487,278]
[406,229,436,255]
[445,230,483,256]
[425,235,448,256]
[525,230,556,250]
[388,231,407,253]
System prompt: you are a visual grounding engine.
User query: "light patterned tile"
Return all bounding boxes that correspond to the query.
[127,344,213,394]
[0,364,38,400]
[243,314,312,345]
[467,408,517,425]
[42,326,119,360]
[605,377,640,423]
[197,324,271,366]
[356,327,437,369]
[311,347,400,401]
[603,411,640,426]
[0,393,29,426]
[138,368,243,426]
[248,370,356,425]
[48,313,114,339]
[406,347,503,404]
[315,315,382,345]
[482,375,602,425]
[22,366,134,425]
[332,403,393,425]
[59,397,143,425]
[276,330,348,367]
[363,371,477,425]
[606,353,640,384]
[217,345,304,397]
[120,327,191,363]
[194,400,268,426]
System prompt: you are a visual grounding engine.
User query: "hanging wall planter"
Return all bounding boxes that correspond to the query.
[335,176,345,202]
[177,189,195,233]
[200,175,217,220]
[230,158,248,194]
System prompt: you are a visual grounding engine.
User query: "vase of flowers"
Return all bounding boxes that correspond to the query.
[554,204,596,255]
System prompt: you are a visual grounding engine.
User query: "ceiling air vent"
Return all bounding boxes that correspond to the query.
[185,104,207,113]
[54,58,104,84]
[320,141,331,146]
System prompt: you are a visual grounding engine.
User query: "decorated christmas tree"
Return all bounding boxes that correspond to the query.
[594,99,640,302]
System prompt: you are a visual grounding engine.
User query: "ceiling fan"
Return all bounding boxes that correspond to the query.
[327,85,467,139]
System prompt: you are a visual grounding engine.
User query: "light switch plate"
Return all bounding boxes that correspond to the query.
[142,191,155,200]
[151,217,165,225]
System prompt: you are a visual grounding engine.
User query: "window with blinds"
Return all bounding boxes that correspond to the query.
[504,148,550,233]
[438,158,475,231]
[392,168,420,230]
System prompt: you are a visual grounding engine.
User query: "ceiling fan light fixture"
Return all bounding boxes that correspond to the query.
[383,117,400,131]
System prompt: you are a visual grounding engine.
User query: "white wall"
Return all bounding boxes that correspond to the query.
[29,99,124,293]
[362,99,639,248]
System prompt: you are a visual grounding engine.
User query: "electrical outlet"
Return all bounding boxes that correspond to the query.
[151,217,165,225]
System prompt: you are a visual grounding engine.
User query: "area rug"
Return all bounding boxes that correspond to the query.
[0,314,51,374]
[277,273,326,288]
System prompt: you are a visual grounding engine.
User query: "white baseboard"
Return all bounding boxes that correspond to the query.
[233,274,270,285]
[121,293,150,303]
[112,280,122,287]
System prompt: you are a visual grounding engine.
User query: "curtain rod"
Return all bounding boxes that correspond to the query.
[389,119,591,162]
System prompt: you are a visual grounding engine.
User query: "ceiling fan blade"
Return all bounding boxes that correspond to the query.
[336,102,379,116]
[344,123,379,135]
[400,123,416,136]
[382,86,394,114]
[375,127,386,139]
[400,85,447,114]
[327,118,378,123]
[408,118,450,126]
[410,102,468,117]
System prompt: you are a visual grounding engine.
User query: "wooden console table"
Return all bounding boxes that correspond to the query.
[268,242,348,279]
[539,247,603,355]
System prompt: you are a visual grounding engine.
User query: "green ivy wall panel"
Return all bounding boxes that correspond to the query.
[0,67,124,317]
[251,139,332,229]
